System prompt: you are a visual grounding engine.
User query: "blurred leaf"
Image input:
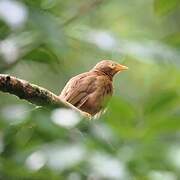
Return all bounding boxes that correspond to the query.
[22,0,42,8]
[0,158,63,180]
[164,31,180,48]
[104,97,141,139]
[30,109,68,141]
[2,126,19,157]
[144,90,178,115]
[0,21,10,39]
[144,115,180,138]
[107,97,136,121]
[23,45,61,70]
[29,8,67,57]
[154,0,179,16]
[24,46,56,62]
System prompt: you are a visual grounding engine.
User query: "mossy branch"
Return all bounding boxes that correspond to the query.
[0,74,90,118]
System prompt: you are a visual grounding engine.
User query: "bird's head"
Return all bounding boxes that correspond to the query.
[93,60,128,77]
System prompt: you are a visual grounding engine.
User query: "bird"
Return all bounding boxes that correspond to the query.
[59,60,128,117]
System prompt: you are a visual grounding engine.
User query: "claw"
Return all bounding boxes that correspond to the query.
[81,111,92,119]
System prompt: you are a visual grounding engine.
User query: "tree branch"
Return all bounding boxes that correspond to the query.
[0,74,90,118]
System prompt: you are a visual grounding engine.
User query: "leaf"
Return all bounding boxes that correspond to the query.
[24,45,59,64]
[29,8,67,57]
[104,97,141,139]
[0,20,10,39]
[107,97,136,121]
[144,115,180,139]
[144,90,178,115]
[163,31,180,48]
[154,0,179,16]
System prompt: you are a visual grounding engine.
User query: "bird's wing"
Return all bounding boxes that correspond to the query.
[60,72,97,107]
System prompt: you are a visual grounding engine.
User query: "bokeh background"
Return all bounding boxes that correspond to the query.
[0,0,180,179]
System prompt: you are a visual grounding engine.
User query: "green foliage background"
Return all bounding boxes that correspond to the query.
[0,0,180,179]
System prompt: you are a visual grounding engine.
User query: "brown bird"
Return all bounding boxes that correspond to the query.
[59,60,128,117]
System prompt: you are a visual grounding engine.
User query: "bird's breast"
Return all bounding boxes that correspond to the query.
[80,79,113,115]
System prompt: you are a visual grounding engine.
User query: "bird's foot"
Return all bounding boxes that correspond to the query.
[81,111,92,120]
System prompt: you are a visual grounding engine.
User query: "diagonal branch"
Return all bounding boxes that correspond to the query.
[0,74,90,118]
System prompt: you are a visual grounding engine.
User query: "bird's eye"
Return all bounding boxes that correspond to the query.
[111,63,115,67]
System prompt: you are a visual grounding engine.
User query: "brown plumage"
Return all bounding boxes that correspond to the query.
[59,60,128,116]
